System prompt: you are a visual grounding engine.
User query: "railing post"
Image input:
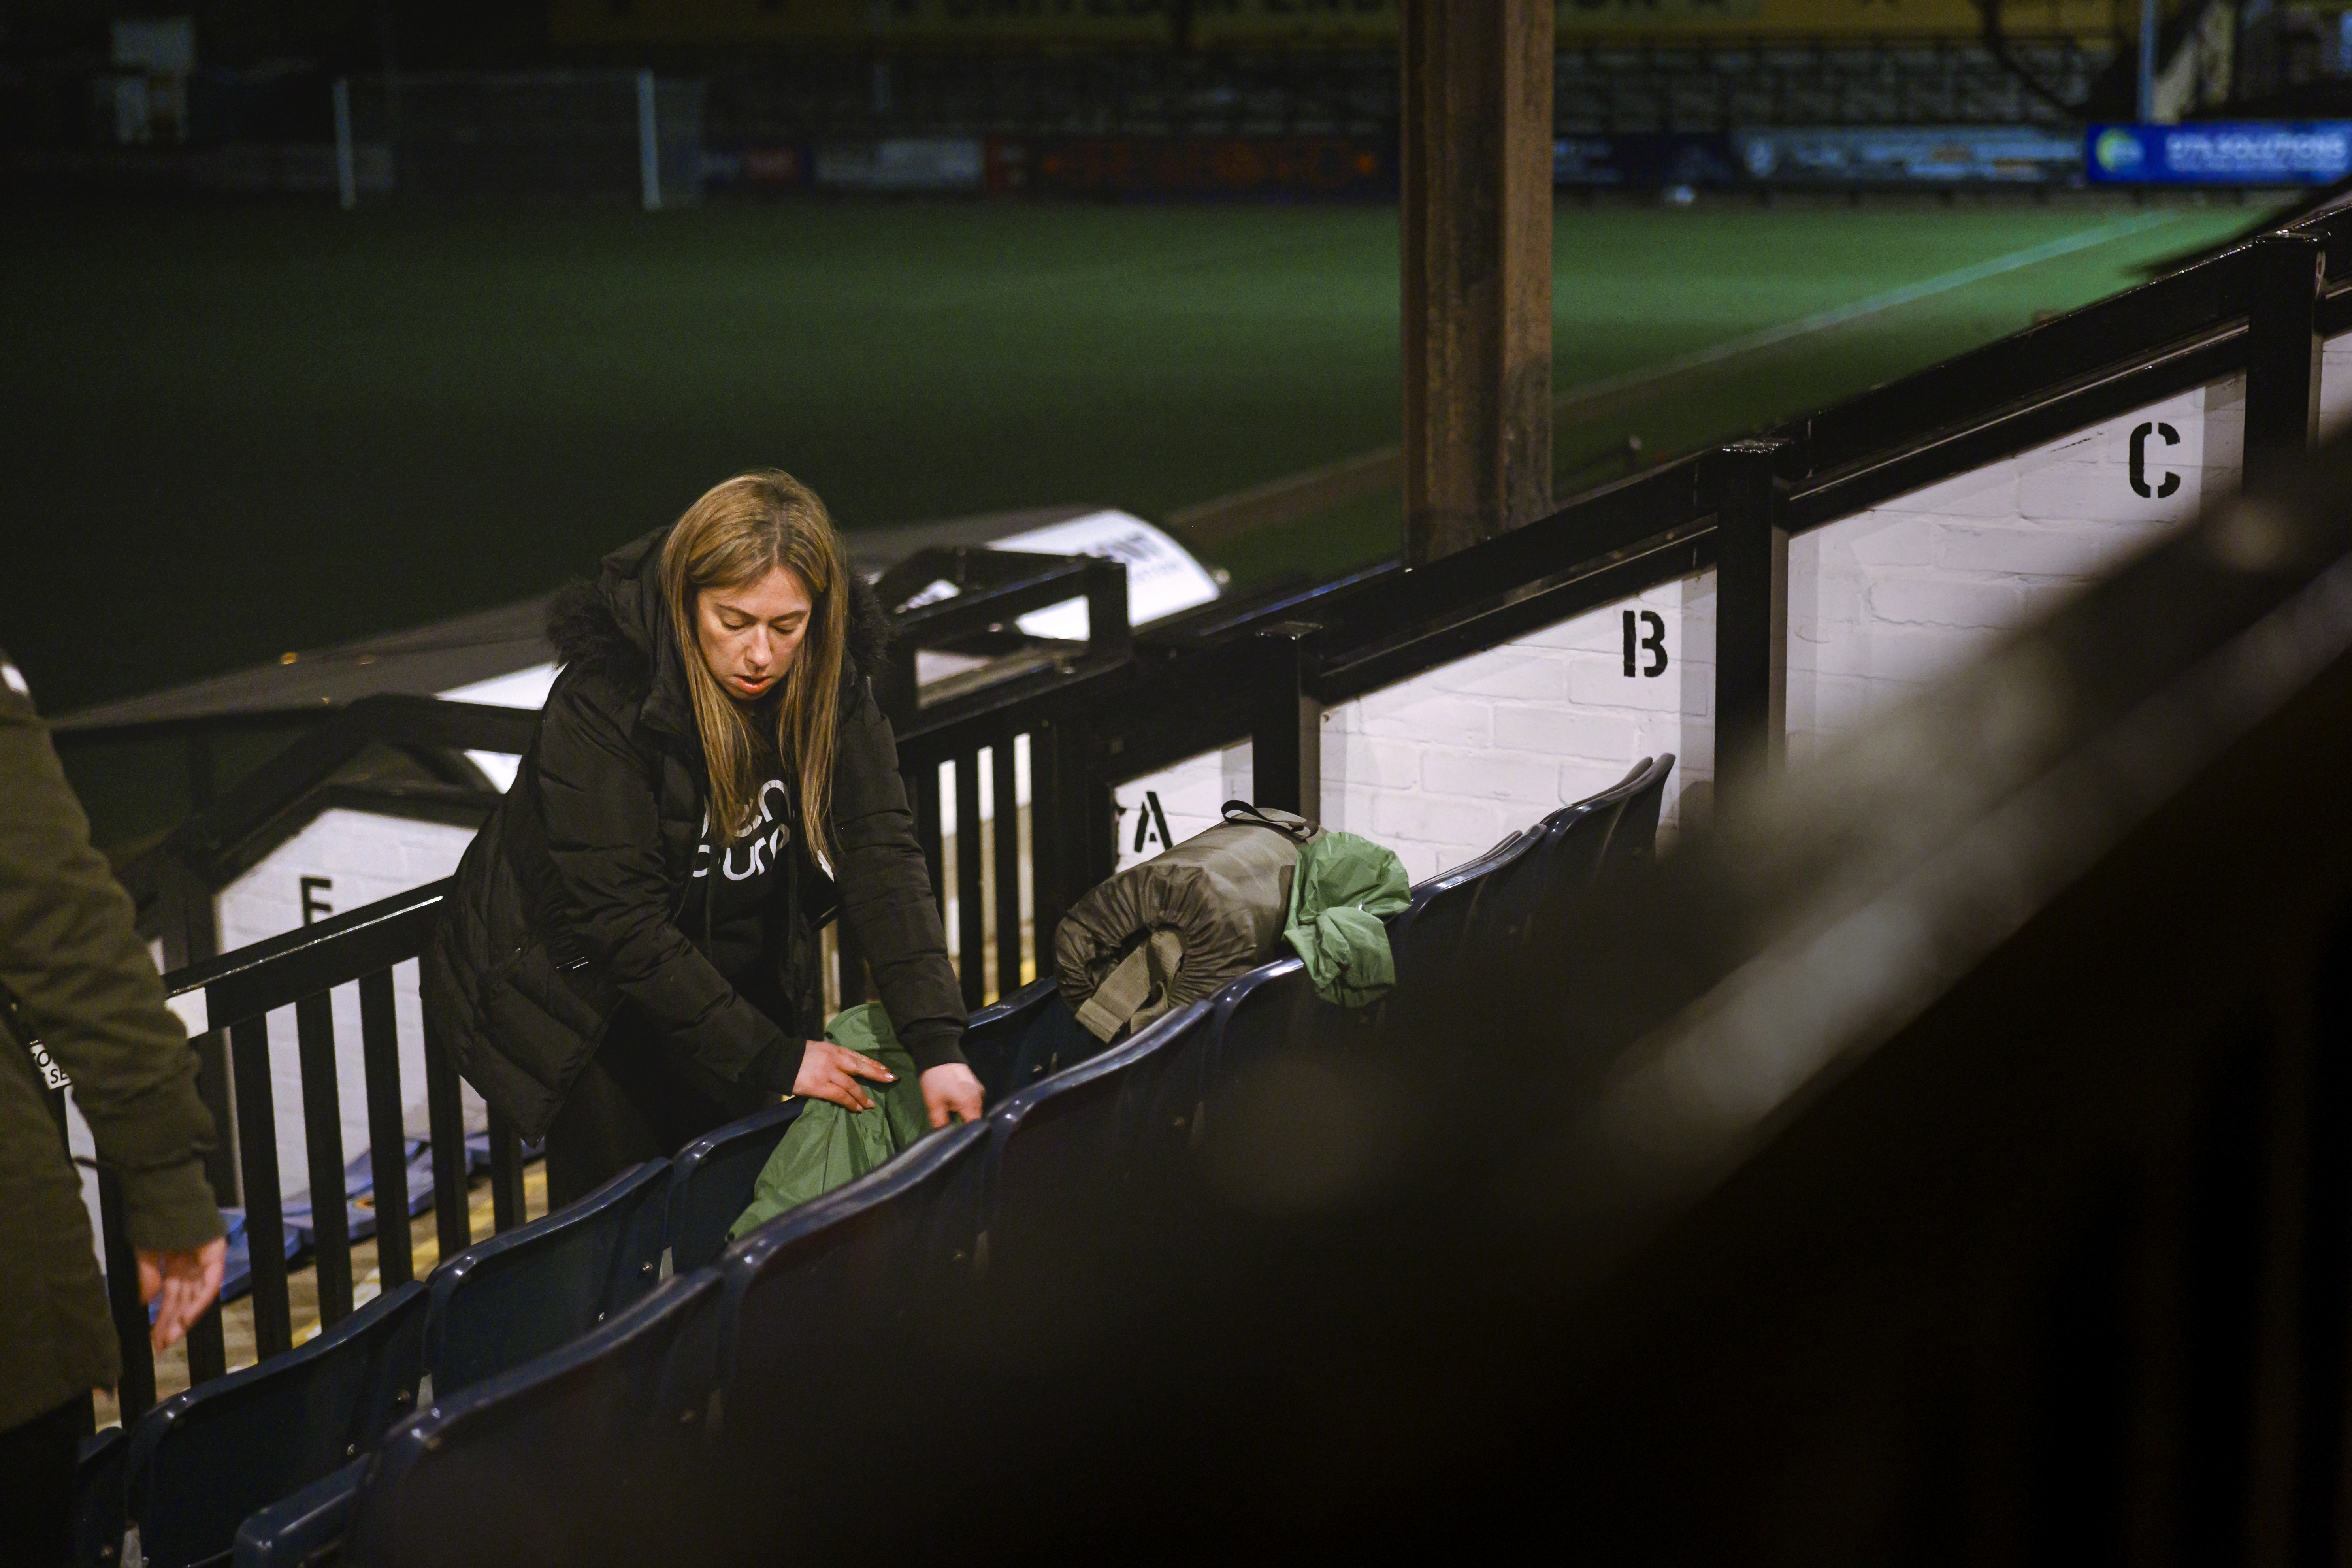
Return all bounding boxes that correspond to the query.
[487,1112,524,1234]
[1251,624,1324,818]
[2244,232,2324,496]
[422,1014,471,1257]
[295,992,354,1329]
[230,1017,294,1360]
[97,1167,156,1422]
[1031,714,1113,949]
[157,855,237,1208]
[991,735,1023,1000]
[358,969,413,1289]
[954,750,985,1012]
[1715,439,1792,814]
[1081,557,1133,663]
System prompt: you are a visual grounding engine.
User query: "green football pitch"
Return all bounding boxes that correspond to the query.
[1,193,2264,724]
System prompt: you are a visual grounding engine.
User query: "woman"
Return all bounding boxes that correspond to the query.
[424,471,983,1208]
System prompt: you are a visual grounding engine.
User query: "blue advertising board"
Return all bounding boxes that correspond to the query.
[1735,126,2080,185]
[2087,122,2352,185]
[1554,133,1738,188]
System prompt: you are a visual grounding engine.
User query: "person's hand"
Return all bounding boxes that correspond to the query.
[920,1063,984,1129]
[139,1236,227,1353]
[793,1040,894,1112]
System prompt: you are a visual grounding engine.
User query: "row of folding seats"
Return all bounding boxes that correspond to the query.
[83,1098,816,1568]
[221,756,1673,1565]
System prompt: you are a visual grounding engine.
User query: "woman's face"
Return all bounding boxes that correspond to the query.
[695,565,812,703]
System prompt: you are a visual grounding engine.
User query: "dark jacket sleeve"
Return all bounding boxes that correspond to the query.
[534,676,803,1090]
[0,679,221,1255]
[829,682,967,1072]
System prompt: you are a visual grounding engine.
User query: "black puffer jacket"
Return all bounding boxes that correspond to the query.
[422,527,964,1141]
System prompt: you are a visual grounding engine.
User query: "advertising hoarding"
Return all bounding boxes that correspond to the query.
[2086,122,2352,184]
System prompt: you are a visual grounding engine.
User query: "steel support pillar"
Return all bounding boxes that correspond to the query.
[1252,626,1323,819]
[1715,440,1792,814]
[2244,232,2324,496]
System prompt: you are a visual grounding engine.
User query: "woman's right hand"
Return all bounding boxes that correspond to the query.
[793,1041,895,1112]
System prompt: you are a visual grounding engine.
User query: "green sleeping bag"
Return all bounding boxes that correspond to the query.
[726,1003,933,1242]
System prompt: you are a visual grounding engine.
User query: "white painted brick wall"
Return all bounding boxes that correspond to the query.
[1114,573,1713,886]
[1789,373,2241,765]
[2324,332,2352,443]
[213,808,484,1210]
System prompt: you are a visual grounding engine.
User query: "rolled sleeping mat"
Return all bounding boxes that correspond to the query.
[1054,801,1317,1043]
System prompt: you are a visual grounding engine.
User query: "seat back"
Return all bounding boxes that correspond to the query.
[1379,826,1550,1003]
[716,1119,992,1434]
[1461,756,1674,958]
[960,977,1105,1106]
[1594,752,1674,875]
[1517,754,1675,945]
[662,1103,806,1278]
[124,1280,427,1568]
[1130,959,1318,1169]
[72,1427,127,1568]
[979,1001,1215,1267]
[349,1270,726,1568]
[230,1457,366,1568]
[423,1158,671,1399]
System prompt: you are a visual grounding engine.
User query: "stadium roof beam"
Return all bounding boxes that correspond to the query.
[1400,0,1554,566]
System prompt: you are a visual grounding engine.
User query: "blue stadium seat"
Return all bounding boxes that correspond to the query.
[1596,752,1673,875]
[661,1102,805,1278]
[976,1000,1214,1266]
[71,1427,127,1568]
[1131,958,1319,1164]
[959,976,1100,1104]
[344,1271,726,1567]
[421,1158,671,1400]
[121,1280,426,1568]
[230,1457,366,1568]
[717,1119,992,1434]
[1459,755,1675,960]
[1376,825,1552,1006]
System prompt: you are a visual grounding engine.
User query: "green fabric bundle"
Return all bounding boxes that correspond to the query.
[727,1003,933,1242]
[1282,831,1411,1007]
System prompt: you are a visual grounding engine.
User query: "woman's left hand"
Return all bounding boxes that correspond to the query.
[920,1063,984,1128]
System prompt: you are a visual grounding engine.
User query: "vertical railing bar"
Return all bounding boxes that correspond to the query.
[192,1029,238,1207]
[185,1302,226,1387]
[295,991,354,1330]
[913,760,946,916]
[230,1015,293,1360]
[488,1111,525,1234]
[838,918,870,1007]
[96,1166,155,1421]
[422,1013,471,1259]
[357,968,412,1289]
[955,750,985,1012]
[1032,720,1070,946]
[993,733,1023,998]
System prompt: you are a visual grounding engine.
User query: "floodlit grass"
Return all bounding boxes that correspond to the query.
[2,192,2265,725]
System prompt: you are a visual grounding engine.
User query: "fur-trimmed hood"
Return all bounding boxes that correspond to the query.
[544,524,893,732]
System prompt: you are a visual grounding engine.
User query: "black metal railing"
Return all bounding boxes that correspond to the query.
[106,879,500,1423]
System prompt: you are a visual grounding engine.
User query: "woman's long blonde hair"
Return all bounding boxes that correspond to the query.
[660,470,851,865]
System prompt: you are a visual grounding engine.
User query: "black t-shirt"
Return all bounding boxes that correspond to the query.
[687,774,796,983]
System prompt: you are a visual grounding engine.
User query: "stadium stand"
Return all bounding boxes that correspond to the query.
[211,753,1662,1560]
[57,173,2352,1567]
[334,439,2352,1565]
[86,185,2352,1418]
